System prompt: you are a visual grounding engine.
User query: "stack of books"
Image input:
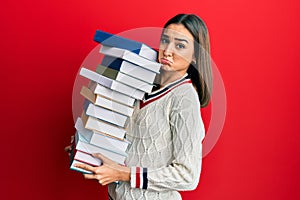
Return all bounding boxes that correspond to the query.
[70,30,161,174]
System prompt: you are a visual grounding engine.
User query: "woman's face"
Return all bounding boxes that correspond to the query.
[158,23,195,75]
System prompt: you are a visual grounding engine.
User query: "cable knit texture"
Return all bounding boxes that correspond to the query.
[108,79,205,200]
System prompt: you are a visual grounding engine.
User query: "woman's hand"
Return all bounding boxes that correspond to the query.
[75,153,130,186]
[64,135,75,156]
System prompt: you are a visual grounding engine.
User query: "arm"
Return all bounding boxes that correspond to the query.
[75,90,204,190]
[130,93,205,191]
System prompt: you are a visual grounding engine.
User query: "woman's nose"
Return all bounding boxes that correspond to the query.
[163,43,174,57]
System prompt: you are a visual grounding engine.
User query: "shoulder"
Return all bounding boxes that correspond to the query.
[169,82,200,110]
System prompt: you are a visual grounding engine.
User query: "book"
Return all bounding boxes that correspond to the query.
[74,131,127,165]
[75,117,129,156]
[96,64,154,93]
[73,150,102,167]
[80,67,145,100]
[101,55,157,84]
[100,45,161,74]
[84,101,129,128]
[88,81,136,107]
[70,159,95,174]
[80,85,134,117]
[94,30,157,61]
[81,112,126,140]
[69,141,100,174]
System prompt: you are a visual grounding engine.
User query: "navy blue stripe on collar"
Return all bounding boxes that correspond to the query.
[144,75,189,101]
[140,78,192,109]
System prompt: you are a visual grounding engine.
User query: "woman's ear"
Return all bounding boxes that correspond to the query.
[192,55,196,64]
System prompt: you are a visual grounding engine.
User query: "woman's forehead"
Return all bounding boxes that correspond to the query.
[163,24,194,41]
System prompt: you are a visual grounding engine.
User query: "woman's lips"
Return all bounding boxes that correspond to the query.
[160,58,172,65]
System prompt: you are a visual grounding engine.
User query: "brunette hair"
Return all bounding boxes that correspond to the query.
[163,14,212,107]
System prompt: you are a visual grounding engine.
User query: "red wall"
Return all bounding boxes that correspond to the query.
[1,0,300,199]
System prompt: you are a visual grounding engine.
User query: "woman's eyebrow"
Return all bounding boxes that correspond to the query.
[162,33,189,43]
[161,34,169,38]
[174,38,189,43]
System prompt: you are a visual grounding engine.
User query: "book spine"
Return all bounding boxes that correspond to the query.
[80,67,113,88]
[81,67,144,100]
[96,64,118,80]
[75,138,126,165]
[89,81,136,107]
[96,65,154,93]
[100,46,161,74]
[95,95,134,117]
[102,56,157,84]
[111,81,145,100]
[74,150,102,166]
[101,55,123,71]
[81,112,126,140]
[85,103,129,128]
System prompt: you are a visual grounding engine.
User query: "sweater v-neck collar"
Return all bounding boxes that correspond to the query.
[140,74,192,108]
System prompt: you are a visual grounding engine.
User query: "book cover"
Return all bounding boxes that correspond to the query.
[88,81,136,107]
[80,67,145,100]
[81,112,126,140]
[99,45,161,74]
[93,30,157,61]
[101,55,157,84]
[80,85,134,117]
[75,117,129,156]
[96,65,154,93]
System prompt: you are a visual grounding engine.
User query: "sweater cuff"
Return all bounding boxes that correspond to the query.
[130,166,148,189]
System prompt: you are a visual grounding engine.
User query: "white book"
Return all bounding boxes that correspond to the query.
[85,102,129,128]
[80,67,145,100]
[75,131,127,165]
[97,64,154,93]
[81,86,134,117]
[100,45,161,74]
[101,55,157,84]
[89,81,136,107]
[81,112,126,140]
[75,117,129,156]
[74,150,102,167]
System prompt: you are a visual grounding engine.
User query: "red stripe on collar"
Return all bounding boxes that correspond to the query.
[140,79,192,109]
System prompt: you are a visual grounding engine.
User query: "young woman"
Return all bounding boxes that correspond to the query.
[74,13,212,200]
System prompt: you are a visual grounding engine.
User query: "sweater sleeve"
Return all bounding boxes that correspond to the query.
[130,90,205,191]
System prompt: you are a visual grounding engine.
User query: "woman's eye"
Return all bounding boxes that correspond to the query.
[161,38,169,44]
[176,43,185,49]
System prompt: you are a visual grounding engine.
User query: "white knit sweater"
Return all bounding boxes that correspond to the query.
[108,76,205,200]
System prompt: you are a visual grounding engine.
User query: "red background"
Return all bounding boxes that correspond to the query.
[1,0,300,199]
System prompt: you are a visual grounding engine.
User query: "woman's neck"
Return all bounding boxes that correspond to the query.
[158,70,186,88]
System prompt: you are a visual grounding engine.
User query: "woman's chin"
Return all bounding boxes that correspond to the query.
[160,64,173,72]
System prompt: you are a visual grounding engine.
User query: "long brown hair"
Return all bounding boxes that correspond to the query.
[163,14,212,107]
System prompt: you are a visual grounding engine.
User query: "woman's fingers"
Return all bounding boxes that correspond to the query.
[92,153,113,164]
[64,145,72,152]
[64,135,75,155]
[99,177,113,185]
[83,173,97,179]
[74,155,121,185]
[70,135,74,143]
[74,163,96,174]
[82,169,115,185]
